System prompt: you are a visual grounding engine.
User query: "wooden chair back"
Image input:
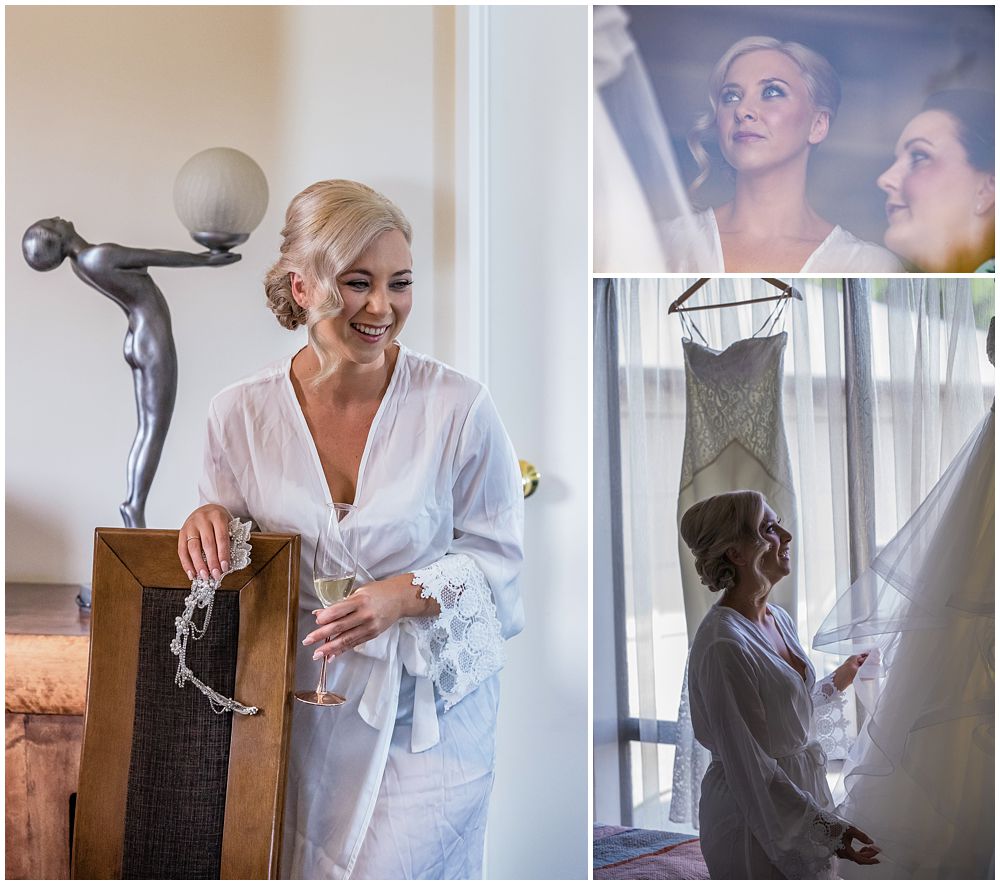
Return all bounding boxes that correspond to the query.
[71,528,299,879]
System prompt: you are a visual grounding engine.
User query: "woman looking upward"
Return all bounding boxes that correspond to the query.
[664,36,902,273]
[681,490,881,878]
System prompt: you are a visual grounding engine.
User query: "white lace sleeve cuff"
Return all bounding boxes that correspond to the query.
[411,553,506,710]
[811,674,841,707]
[774,810,846,878]
[813,674,853,760]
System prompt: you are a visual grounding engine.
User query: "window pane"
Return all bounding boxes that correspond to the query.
[628,741,699,834]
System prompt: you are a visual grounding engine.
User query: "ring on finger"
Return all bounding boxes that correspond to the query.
[185,536,200,543]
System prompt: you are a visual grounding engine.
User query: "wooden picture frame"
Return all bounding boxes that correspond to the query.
[72,528,300,880]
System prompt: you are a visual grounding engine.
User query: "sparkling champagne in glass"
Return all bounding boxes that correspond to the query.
[295,502,358,706]
[313,575,355,606]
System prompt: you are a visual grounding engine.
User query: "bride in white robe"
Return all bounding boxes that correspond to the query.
[669,35,901,274]
[681,490,881,878]
[179,180,523,879]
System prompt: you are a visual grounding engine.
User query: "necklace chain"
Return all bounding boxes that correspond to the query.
[170,518,258,715]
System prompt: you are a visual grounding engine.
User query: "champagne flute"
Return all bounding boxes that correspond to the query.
[295,502,359,706]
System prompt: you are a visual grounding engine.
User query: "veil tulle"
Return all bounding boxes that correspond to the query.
[593,6,712,272]
[812,407,994,878]
[813,410,994,654]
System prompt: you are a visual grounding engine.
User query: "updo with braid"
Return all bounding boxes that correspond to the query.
[263,179,412,383]
[679,490,769,592]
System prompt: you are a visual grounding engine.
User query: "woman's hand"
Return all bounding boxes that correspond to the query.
[831,652,869,691]
[178,503,234,581]
[835,825,880,865]
[303,573,440,659]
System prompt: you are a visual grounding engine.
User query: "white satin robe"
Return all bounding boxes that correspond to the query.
[660,208,904,273]
[688,603,849,879]
[198,343,524,879]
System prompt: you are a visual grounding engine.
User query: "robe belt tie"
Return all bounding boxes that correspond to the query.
[775,740,828,768]
[711,740,827,768]
[326,564,439,754]
[354,621,441,753]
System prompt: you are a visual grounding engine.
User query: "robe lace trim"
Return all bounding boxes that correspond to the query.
[812,674,853,761]
[411,553,505,709]
[775,810,845,878]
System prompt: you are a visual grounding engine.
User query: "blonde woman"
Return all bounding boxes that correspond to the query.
[178,180,524,879]
[663,37,902,272]
[680,490,880,878]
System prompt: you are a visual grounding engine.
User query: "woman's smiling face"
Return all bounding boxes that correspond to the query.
[877,110,994,271]
[756,503,792,586]
[715,49,829,176]
[295,228,413,368]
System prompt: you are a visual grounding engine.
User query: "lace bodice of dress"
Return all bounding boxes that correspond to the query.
[680,333,791,489]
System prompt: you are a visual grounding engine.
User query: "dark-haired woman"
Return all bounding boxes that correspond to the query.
[878,89,995,272]
[680,490,881,878]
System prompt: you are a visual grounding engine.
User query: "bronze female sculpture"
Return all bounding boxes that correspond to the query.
[22,217,238,528]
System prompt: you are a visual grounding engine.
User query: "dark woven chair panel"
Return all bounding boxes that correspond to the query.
[122,587,240,879]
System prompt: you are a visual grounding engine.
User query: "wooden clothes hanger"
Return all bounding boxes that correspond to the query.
[667,278,802,314]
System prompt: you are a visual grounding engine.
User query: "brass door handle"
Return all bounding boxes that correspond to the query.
[519,460,540,498]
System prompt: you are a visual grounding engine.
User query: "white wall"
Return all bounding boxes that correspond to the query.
[478,7,590,879]
[6,6,444,581]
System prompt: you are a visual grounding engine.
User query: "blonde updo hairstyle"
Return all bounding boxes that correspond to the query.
[264,179,413,385]
[679,490,770,595]
[688,36,842,198]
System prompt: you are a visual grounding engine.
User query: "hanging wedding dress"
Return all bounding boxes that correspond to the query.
[813,330,994,878]
[676,326,798,638]
[671,308,800,826]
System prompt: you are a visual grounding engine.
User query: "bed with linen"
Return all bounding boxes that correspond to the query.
[594,824,709,879]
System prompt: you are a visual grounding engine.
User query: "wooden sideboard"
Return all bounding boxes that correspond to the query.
[6,583,90,880]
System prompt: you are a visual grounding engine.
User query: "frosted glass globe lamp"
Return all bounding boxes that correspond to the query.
[173,147,269,252]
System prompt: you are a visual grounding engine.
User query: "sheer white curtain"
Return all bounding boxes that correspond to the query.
[874,280,991,543]
[593,6,709,273]
[608,277,992,830]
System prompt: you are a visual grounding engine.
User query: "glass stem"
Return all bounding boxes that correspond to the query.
[315,653,329,696]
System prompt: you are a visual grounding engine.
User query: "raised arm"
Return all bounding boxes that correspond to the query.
[109,246,240,270]
[813,652,870,708]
